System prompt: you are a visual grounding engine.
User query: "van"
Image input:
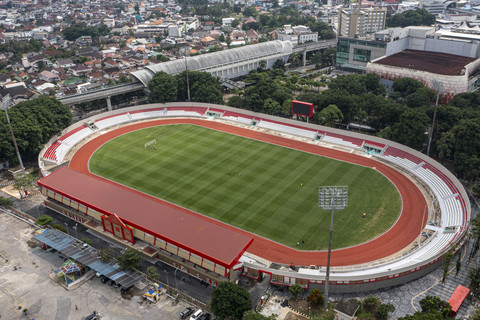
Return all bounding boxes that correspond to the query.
[189,309,203,320]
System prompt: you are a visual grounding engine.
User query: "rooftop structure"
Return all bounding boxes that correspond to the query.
[373,49,475,75]
[130,40,293,86]
[37,166,253,274]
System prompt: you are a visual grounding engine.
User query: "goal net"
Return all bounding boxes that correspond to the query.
[145,139,157,150]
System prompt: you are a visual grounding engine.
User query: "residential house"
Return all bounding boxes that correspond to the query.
[57,58,74,68]
[39,70,60,82]
[70,64,91,76]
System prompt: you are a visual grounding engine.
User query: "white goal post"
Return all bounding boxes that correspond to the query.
[145,139,157,150]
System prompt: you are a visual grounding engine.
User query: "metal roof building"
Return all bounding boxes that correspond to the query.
[130,40,293,86]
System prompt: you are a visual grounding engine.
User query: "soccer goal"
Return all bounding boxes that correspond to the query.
[145,139,157,150]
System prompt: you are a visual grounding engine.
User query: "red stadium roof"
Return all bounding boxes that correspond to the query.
[38,167,253,269]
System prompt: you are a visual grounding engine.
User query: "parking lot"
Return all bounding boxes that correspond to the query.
[0,212,197,320]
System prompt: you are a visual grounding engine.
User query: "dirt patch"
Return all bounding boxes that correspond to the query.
[27,239,39,248]
[289,299,324,318]
[284,311,309,320]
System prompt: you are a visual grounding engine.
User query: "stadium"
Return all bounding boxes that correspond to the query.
[37,102,470,293]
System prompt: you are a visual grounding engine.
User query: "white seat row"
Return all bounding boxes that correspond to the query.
[131,110,164,120]
[383,155,417,170]
[257,120,317,140]
[95,114,130,130]
[166,110,202,117]
[61,127,94,148]
[415,167,451,199]
[322,135,359,148]
[223,116,253,125]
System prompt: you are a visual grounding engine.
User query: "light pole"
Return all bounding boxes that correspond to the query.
[64,222,69,235]
[427,80,444,156]
[164,270,169,287]
[73,223,78,238]
[174,267,179,290]
[1,94,25,175]
[109,243,115,259]
[184,55,190,102]
[318,186,348,311]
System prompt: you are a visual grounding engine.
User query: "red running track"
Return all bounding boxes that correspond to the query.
[69,118,426,266]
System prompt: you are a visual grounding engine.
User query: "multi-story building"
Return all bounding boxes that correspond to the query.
[338,7,387,38]
[275,25,318,44]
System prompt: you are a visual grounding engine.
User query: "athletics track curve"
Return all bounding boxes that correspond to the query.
[69,118,426,267]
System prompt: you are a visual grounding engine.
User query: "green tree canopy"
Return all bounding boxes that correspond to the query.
[117,248,142,270]
[35,215,53,226]
[289,283,304,299]
[387,9,435,28]
[176,71,223,104]
[148,71,178,103]
[316,104,343,127]
[211,282,252,320]
[0,95,72,163]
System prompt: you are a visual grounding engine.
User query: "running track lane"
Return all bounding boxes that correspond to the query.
[69,119,426,266]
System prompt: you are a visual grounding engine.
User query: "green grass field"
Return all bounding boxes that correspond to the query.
[90,124,401,250]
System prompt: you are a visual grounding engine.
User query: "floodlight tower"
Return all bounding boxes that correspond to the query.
[2,94,25,175]
[427,79,444,156]
[318,186,348,311]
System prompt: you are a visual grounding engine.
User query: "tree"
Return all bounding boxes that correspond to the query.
[474,181,480,196]
[175,71,223,104]
[35,215,53,226]
[211,282,252,320]
[316,104,343,127]
[272,59,285,71]
[387,9,435,28]
[363,295,381,314]
[146,266,160,281]
[307,288,324,307]
[378,108,430,150]
[455,254,461,277]
[99,247,113,262]
[13,173,36,199]
[419,296,451,318]
[242,311,276,320]
[437,118,480,181]
[441,247,454,283]
[117,248,142,270]
[469,266,480,299]
[289,283,304,299]
[376,303,395,320]
[262,98,282,115]
[392,78,424,98]
[148,71,178,103]
[243,6,256,17]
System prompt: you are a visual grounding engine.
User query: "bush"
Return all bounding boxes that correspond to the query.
[473,181,480,196]
[363,295,380,313]
[307,288,324,307]
[376,303,395,320]
[35,214,53,226]
[82,238,93,245]
[289,283,304,299]
[53,224,67,233]
[0,196,12,207]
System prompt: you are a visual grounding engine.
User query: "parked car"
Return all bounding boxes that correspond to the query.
[85,312,98,320]
[100,275,109,283]
[189,309,203,320]
[180,307,194,319]
[199,313,211,320]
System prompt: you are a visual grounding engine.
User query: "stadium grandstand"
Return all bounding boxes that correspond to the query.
[38,103,470,292]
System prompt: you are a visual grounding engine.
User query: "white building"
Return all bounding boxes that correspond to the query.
[338,7,387,37]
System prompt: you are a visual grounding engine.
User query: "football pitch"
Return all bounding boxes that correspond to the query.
[89,124,401,250]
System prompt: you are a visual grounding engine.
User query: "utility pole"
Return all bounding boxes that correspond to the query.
[2,94,25,175]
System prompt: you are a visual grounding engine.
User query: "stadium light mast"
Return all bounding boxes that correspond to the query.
[184,55,190,102]
[1,94,26,175]
[318,186,348,311]
[427,80,444,157]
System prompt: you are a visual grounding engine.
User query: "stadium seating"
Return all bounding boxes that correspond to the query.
[95,114,130,130]
[130,109,164,120]
[321,134,361,149]
[257,120,317,140]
